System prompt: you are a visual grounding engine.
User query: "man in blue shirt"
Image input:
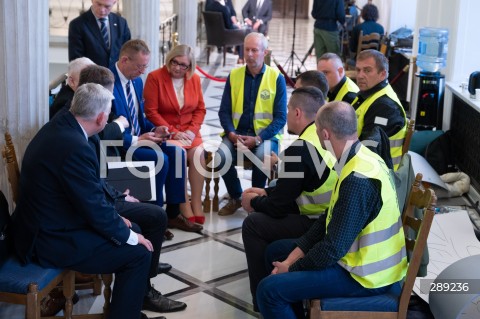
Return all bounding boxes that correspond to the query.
[217,32,287,216]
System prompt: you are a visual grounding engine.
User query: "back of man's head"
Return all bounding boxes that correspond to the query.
[70,83,113,120]
[79,65,115,92]
[67,57,95,89]
[316,101,357,140]
[296,71,329,97]
[290,86,325,120]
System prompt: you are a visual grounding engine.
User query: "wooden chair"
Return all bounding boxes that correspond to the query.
[309,173,436,319]
[346,31,382,79]
[203,11,247,66]
[202,149,277,213]
[2,132,20,204]
[402,119,415,156]
[356,31,382,58]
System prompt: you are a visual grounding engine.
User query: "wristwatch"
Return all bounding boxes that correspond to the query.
[255,136,261,146]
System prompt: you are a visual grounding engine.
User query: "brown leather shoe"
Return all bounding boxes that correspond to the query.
[218,198,242,216]
[41,288,79,317]
[168,215,203,233]
[164,229,174,241]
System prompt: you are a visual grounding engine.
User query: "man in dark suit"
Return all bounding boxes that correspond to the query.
[242,0,272,35]
[68,0,131,68]
[111,39,202,233]
[12,83,156,319]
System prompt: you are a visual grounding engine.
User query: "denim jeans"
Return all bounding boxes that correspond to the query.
[215,135,278,199]
[256,239,397,319]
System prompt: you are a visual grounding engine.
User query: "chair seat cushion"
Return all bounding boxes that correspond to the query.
[320,293,399,312]
[0,256,63,294]
[320,283,401,312]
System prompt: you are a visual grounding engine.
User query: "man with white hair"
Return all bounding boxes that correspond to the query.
[50,57,94,119]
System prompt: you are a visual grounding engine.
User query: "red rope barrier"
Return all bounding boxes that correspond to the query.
[196,65,227,82]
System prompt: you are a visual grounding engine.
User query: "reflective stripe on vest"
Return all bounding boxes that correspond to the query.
[353,84,407,170]
[331,76,359,102]
[326,144,407,288]
[295,124,337,215]
[229,66,282,140]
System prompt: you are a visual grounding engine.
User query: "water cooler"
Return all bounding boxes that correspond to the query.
[410,28,449,130]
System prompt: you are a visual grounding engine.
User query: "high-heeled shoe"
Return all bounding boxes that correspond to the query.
[187,216,196,224]
[195,216,205,225]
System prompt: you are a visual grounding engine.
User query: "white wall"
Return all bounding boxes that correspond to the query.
[414,0,480,83]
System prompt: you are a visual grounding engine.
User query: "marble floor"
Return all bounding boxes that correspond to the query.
[0,14,316,319]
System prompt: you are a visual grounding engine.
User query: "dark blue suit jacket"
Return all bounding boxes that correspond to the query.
[12,111,130,267]
[110,66,155,149]
[68,9,131,68]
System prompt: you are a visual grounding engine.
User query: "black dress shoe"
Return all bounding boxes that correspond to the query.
[143,285,187,313]
[141,312,166,319]
[157,262,172,274]
[168,215,203,233]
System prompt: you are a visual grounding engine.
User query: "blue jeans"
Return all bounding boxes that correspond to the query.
[132,143,186,206]
[216,135,278,199]
[257,239,397,319]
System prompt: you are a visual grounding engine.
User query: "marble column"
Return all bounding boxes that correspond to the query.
[122,0,161,76]
[0,0,49,203]
[174,0,198,49]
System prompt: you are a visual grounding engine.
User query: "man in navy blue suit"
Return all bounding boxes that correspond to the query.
[12,83,157,319]
[111,39,202,233]
[68,0,131,68]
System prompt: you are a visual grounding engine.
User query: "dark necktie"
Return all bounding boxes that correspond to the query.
[99,18,109,48]
[126,81,140,136]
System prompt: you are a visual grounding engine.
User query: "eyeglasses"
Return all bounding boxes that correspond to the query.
[170,59,190,70]
[128,57,149,71]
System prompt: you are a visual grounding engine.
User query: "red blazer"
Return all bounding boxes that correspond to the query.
[144,66,206,148]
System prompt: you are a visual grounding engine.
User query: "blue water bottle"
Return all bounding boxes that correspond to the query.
[417,27,449,73]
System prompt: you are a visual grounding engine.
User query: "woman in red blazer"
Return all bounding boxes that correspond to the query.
[144,45,207,224]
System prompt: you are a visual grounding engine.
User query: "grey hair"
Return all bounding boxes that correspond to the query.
[316,101,357,139]
[68,57,95,79]
[70,83,114,120]
[245,32,268,50]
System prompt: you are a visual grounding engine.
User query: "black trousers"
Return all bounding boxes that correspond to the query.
[242,212,315,309]
[115,200,167,281]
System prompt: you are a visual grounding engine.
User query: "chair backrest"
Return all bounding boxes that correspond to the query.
[203,11,228,47]
[2,132,20,204]
[356,30,382,58]
[202,11,245,47]
[402,119,415,156]
[397,172,436,318]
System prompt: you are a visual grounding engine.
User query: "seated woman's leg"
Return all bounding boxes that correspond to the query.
[187,145,206,224]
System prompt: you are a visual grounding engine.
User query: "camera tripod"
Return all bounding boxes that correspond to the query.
[283,0,304,78]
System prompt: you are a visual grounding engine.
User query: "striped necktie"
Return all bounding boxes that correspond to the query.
[126,81,140,136]
[99,18,109,48]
